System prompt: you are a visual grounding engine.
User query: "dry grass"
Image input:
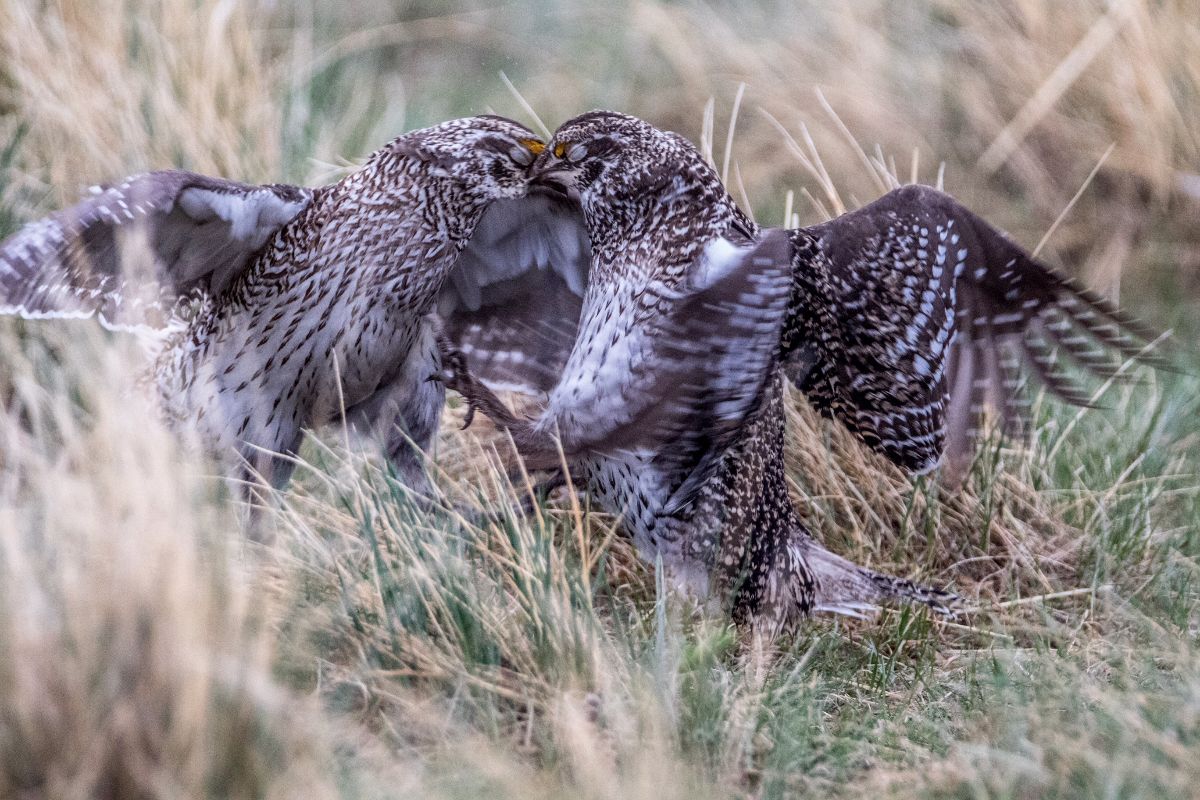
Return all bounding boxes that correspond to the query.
[0,327,353,799]
[5,1,1199,276]
[0,0,281,197]
[1,0,1198,797]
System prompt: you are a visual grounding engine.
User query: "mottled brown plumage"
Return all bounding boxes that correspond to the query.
[440,112,960,634]
[443,111,1165,633]
[781,185,1166,478]
[0,115,590,493]
[449,121,1166,483]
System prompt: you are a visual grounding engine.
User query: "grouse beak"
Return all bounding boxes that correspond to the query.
[532,161,578,200]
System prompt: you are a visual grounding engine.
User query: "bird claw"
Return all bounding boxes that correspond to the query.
[429,339,482,429]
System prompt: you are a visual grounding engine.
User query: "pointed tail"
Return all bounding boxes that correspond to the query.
[804,541,960,619]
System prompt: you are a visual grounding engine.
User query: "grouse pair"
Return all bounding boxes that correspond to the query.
[0,111,1164,634]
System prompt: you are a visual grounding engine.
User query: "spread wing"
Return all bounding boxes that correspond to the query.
[437,190,590,395]
[548,229,793,508]
[788,184,1165,476]
[0,170,311,331]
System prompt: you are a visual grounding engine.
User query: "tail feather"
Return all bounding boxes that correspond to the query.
[805,542,959,619]
[858,566,960,617]
[753,528,961,636]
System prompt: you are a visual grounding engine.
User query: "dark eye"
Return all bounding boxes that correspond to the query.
[565,143,587,163]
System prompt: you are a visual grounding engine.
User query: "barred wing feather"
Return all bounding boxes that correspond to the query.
[540,229,793,512]
[792,184,1165,476]
[0,170,310,332]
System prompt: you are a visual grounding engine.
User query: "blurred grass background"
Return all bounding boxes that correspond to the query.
[1,1,1199,798]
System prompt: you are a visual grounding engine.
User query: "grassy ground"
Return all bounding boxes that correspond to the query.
[1,1,1199,797]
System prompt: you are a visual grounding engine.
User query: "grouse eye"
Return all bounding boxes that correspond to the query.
[566,143,588,163]
[509,145,534,167]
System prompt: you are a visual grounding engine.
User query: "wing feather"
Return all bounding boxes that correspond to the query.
[544,229,793,511]
[0,170,310,331]
[438,190,590,394]
[791,184,1166,476]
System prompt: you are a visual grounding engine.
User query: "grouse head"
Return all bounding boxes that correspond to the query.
[533,111,716,206]
[532,110,750,261]
[388,115,546,200]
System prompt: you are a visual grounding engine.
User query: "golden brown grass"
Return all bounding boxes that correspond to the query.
[0,327,349,799]
[5,1,1198,273]
[1,1,1198,797]
[0,0,281,195]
